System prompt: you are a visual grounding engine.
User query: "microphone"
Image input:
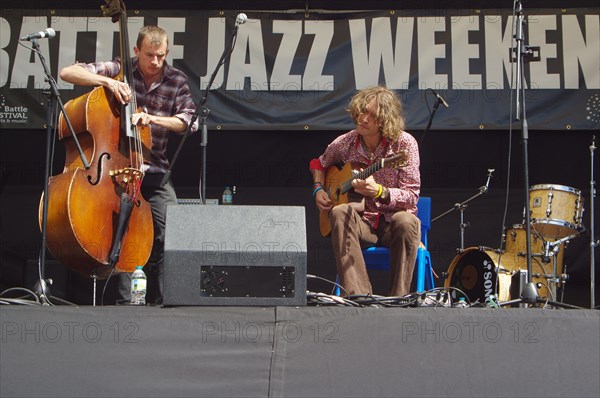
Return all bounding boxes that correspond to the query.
[235,13,248,28]
[430,88,450,108]
[484,168,494,191]
[479,168,494,194]
[20,27,56,41]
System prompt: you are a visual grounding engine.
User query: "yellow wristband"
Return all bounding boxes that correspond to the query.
[374,184,383,199]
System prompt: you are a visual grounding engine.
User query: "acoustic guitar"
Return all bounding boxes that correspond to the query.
[319,151,409,237]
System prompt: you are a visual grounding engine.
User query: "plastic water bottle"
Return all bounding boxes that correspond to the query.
[222,186,233,205]
[130,266,147,305]
[453,297,468,308]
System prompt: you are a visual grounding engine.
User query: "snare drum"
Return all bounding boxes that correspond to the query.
[528,184,584,239]
[444,247,514,303]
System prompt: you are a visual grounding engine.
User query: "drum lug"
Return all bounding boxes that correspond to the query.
[545,190,554,217]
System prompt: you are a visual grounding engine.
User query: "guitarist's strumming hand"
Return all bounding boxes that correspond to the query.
[315,189,333,213]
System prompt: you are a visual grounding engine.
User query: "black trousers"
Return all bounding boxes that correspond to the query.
[117,172,177,304]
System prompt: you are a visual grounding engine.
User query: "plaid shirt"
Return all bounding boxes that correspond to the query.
[78,58,196,173]
[313,129,421,229]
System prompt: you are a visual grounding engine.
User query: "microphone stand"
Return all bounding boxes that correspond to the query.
[30,38,85,305]
[424,92,443,132]
[497,2,580,309]
[513,0,538,305]
[590,136,598,308]
[432,169,494,251]
[420,88,447,148]
[161,20,242,204]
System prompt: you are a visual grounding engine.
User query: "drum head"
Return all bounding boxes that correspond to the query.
[445,248,499,303]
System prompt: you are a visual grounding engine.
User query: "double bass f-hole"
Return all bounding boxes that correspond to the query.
[88,152,111,186]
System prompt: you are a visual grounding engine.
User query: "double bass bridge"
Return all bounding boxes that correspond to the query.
[109,167,144,195]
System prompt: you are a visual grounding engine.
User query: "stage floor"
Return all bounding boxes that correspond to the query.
[1,305,598,397]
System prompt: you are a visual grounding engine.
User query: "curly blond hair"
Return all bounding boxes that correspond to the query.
[347,86,405,142]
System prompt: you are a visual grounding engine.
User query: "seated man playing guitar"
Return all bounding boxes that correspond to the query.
[309,86,421,297]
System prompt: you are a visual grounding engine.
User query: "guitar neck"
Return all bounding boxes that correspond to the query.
[340,159,383,194]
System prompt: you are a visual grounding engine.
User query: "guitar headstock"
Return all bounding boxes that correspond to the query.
[382,150,409,169]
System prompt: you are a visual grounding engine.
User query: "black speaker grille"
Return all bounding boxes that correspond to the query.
[200,265,296,298]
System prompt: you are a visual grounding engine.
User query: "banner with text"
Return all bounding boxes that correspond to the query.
[1,8,599,131]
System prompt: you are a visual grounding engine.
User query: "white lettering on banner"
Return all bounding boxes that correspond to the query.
[417,17,448,90]
[451,17,482,90]
[49,17,88,89]
[0,95,29,124]
[208,18,335,92]
[529,15,560,89]
[156,17,186,63]
[200,17,226,91]
[563,15,600,89]
[302,20,334,91]
[2,13,599,94]
[227,18,269,91]
[349,17,414,89]
[1,18,11,87]
[271,20,302,90]
[11,17,50,90]
[484,15,515,90]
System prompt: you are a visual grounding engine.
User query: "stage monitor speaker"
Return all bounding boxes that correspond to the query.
[163,205,307,306]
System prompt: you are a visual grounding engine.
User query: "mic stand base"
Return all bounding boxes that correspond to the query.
[498,283,584,309]
[34,279,76,306]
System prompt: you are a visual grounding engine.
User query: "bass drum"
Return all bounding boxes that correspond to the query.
[444,247,514,304]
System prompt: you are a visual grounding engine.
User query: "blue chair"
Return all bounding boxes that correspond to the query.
[334,196,435,295]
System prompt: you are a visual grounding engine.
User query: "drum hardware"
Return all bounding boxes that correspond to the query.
[505,225,573,303]
[444,237,581,308]
[560,266,569,303]
[432,169,494,251]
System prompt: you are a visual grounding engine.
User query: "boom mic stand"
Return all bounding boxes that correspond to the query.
[432,169,494,251]
[420,88,449,148]
[161,13,247,203]
[30,38,87,306]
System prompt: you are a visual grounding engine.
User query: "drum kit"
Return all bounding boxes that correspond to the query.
[444,184,585,306]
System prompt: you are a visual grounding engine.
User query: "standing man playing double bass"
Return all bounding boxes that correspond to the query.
[59,25,197,303]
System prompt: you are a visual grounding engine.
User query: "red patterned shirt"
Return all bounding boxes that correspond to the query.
[312,129,421,228]
[77,58,196,173]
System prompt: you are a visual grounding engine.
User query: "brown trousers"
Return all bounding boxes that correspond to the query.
[329,204,421,297]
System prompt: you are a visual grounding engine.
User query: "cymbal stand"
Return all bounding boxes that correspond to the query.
[432,169,494,251]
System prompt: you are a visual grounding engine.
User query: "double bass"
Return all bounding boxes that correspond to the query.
[40,0,153,279]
